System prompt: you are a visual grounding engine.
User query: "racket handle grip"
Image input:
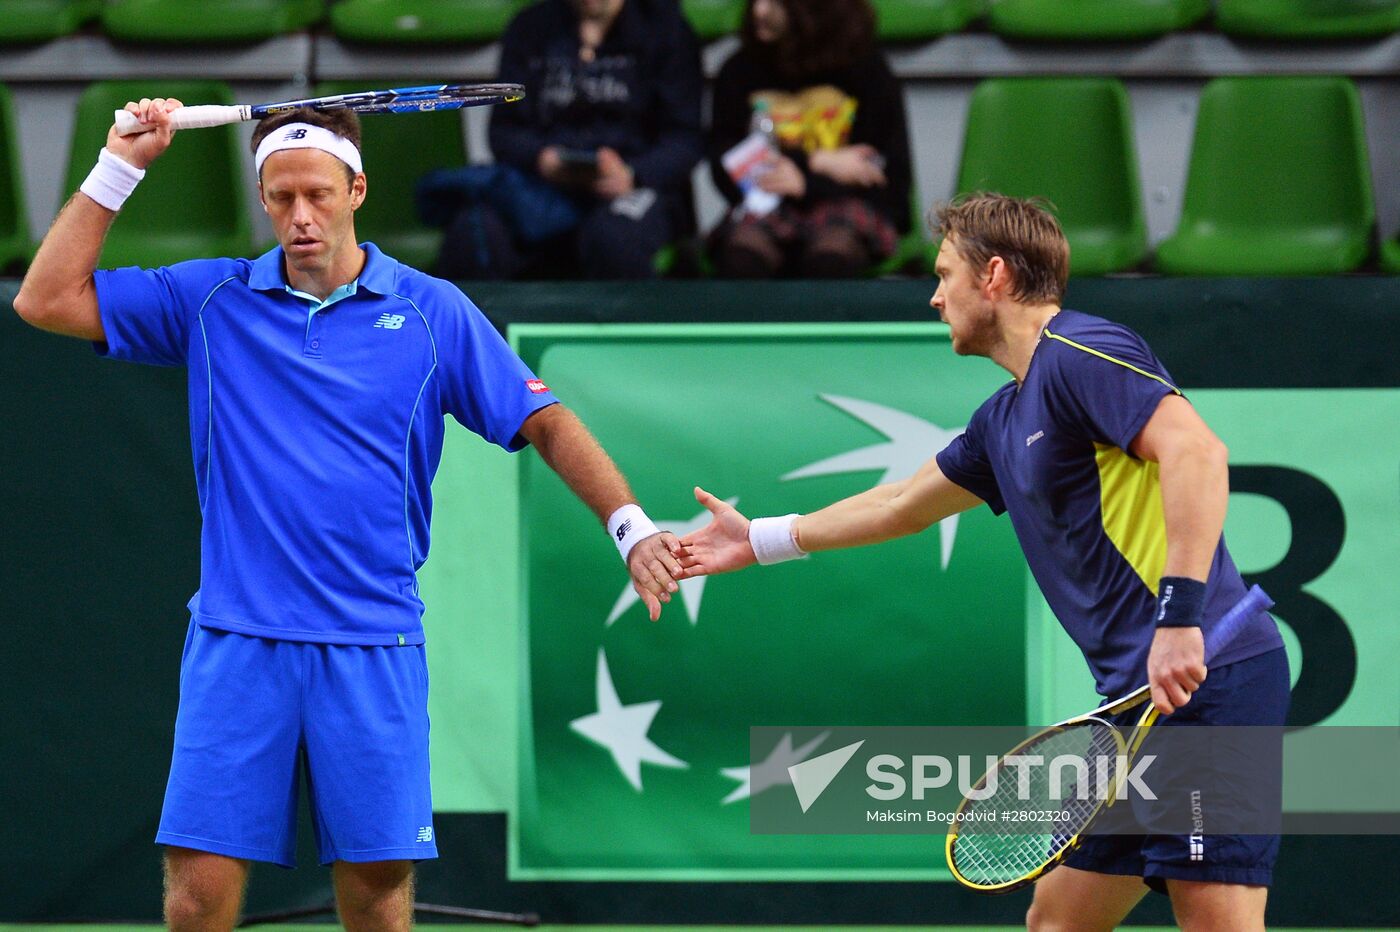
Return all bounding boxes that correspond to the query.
[114,105,250,136]
[1203,584,1274,662]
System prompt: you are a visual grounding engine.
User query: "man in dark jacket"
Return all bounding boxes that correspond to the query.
[436,0,703,280]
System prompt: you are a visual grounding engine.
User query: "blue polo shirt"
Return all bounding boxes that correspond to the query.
[93,244,559,645]
[936,310,1283,698]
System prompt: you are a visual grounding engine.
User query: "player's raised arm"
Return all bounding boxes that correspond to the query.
[13,97,181,340]
[678,453,982,577]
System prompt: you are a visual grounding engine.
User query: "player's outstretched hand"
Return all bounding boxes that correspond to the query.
[106,97,183,171]
[676,487,757,578]
[627,530,683,622]
[1146,625,1207,715]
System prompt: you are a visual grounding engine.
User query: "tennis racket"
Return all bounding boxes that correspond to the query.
[113,82,525,136]
[945,584,1274,894]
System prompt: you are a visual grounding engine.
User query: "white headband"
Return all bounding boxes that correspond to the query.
[254,122,363,176]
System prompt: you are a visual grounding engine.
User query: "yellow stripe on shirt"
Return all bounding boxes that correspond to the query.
[1043,329,1183,396]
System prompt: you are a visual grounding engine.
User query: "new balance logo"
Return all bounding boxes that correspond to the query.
[416,825,434,843]
[374,314,406,330]
[283,127,308,141]
[1025,430,1045,447]
[615,520,632,542]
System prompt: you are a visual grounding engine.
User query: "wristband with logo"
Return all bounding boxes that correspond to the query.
[608,503,660,562]
[1156,576,1207,628]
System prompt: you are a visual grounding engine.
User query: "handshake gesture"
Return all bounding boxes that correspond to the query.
[624,487,766,622]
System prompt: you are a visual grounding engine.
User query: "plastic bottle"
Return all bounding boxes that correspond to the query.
[742,100,780,216]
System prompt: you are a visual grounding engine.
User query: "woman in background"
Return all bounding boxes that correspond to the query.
[707,0,913,278]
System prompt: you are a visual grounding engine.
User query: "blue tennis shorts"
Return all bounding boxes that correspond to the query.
[156,621,437,867]
[1063,645,1290,892]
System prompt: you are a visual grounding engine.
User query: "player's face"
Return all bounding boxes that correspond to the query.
[930,237,997,357]
[260,149,366,278]
[751,0,789,43]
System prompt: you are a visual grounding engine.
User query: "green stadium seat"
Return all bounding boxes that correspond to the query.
[330,0,524,43]
[0,86,31,274]
[1216,0,1400,40]
[101,0,323,43]
[986,0,1208,40]
[1156,77,1374,276]
[0,0,98,43]
[315,81,467,269]
[64,80,253,268]
[872,190,932,277]
[1382,239,1400,273]
[872,0,983,41]
[955,78,1146,276]
[681,0,743,39]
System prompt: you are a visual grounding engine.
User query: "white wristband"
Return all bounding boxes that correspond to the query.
[79,148,146,212]
[749,514,807,565]
[608,503,661,562]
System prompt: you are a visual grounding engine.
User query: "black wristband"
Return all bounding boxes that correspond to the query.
[1156,576,1206,628]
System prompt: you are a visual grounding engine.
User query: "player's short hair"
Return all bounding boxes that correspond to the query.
[933,193,1070,305]
[249,107,363,186]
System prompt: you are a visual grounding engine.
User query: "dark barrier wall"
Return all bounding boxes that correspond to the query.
[3,278,1398,925]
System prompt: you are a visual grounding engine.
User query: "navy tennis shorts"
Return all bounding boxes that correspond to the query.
[156,621,437,867]
[1063,645,1290,892]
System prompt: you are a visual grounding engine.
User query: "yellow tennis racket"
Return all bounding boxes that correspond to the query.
[946,585,1273,894]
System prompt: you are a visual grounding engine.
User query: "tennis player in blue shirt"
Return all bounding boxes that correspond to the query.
[677,194,1288,931]
[14,97,684,931]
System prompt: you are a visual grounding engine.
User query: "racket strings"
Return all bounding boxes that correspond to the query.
[950,722,1122,887]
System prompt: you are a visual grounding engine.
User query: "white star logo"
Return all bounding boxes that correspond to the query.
[718,731,830,805]
[569,649,689,791]
[604,500,739,626]
[784,395,965,569]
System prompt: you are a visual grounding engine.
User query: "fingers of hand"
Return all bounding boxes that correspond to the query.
[1152,666,1199,714]
[694,486,724,512]
[648,557,679,594]
[636,583,661,622]
[1165,676,1193,710]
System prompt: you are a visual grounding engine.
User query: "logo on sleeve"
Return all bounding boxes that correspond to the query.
[527,379,550,394]
[1025,430,1045,447]
[416,825,434,843]
[373,313,406,330]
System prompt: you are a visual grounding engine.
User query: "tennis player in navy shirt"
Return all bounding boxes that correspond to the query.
[15,97,684,931]
[678,194,1288,931]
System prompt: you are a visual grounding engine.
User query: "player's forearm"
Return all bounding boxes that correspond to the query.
[1157,434,1230,582]
[13,193,114,339]
[522,404,637,523]
[793,481,924,553]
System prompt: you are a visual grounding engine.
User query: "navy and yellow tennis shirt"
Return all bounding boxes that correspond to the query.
[937,309,1283,698]
[94,244,559,646]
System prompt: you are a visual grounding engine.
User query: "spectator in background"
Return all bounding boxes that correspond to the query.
[708,0,912,278]
[430,0,703,280]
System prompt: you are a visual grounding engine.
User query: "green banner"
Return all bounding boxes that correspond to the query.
[514,324,1027,879]
[510,328,1400,882]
